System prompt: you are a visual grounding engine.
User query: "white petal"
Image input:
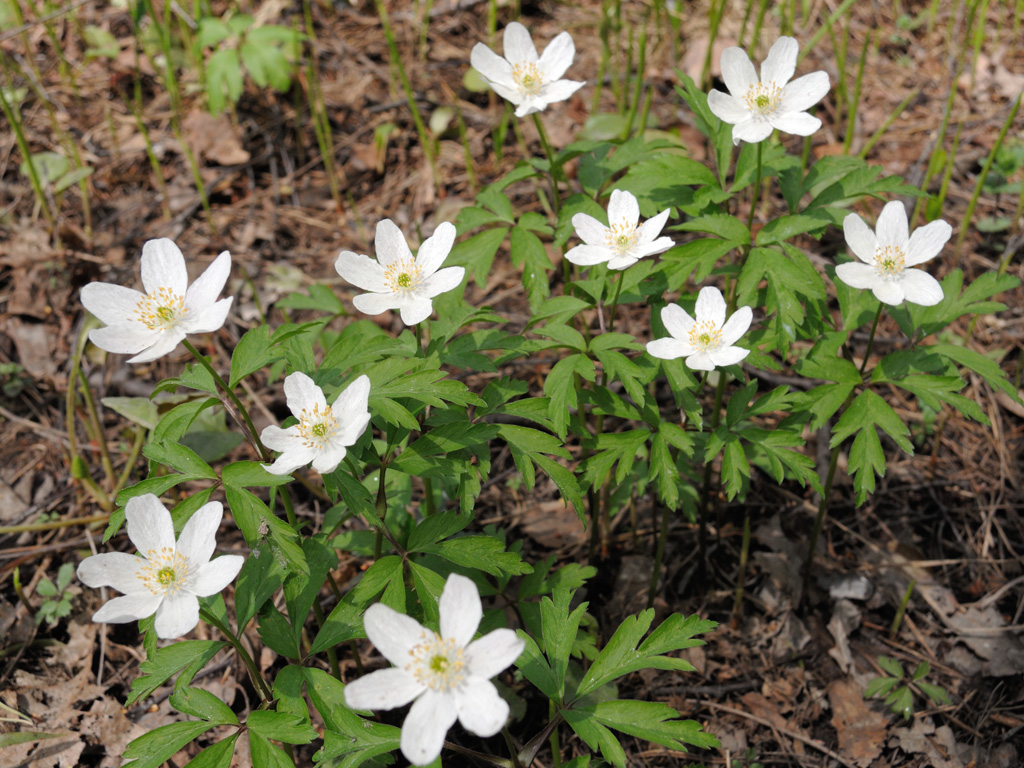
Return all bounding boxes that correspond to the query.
[571,213,609,246]
[872,279,906,306]
[398,297,435,326]
[470,43,515,88]
[464,628,524,680]
[263,444,318,475]
[125,494,175,557]
[760,36,798,86]
[188,555,244,597]
[636,209,671,245]
[140,238,188,295]
[607,253,640,270]
[176,501,223,567]
[538,31,575,82]
[400,690,458,767]
[835,261,880,290]
[843,214,877,264]
[335,251,389,292]
[284,371,327,417]
[489,80,525,106]
[184,251,231,312]
[905,219,952,266]
[534,78,584,108]
[416,266,464,299]
[720,47,758,97]
[876,200,909,249]
[331,375,372,444]
[708,345,750,367]
[439,573,482,647]
[80,283,145,326]
[899,269,944,306]
[695,286,726,328]
[456,679,509,738]
[780,71,830,113]
[503,21,538,64]
[769,110,821,137]
[89,323,161,356]
[415,222,456,277]
[565,244,613,266]
[154,592,200,638]
[607,189,639,229]
[646,337,693,360]
[335,410,371,449]
[707,90,750,124]
[633,236,675,259]
[311,442,346,474]
[181,297,232,334]
[374,219,414,267]
[685,351,717,371]
[260,424,302,452]
[77,552,146,593]
[92,592,162,624]
[731,118,774,145]
[126,331,184,363]
[661,302,695,339]
[364,603,430,667]
[352,291,400,316]
[513,98,543,118]
[343,668,425,711]
[720,306,753,346]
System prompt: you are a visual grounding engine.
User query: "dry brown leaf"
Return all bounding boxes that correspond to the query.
[827,678,888,767]
[889,717,963,768]
[182,111,251,166]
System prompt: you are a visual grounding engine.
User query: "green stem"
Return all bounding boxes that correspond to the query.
[312,600,341,680]
[606,273,625,331]
[697,371,728,575]
[745,140,763,234]
[646,496,671,609]
[531,113,561,217]
[199,608,272,704]
[182,339,269,462]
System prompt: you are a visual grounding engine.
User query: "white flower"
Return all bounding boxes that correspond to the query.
[81,238,233,363]
[343,573,525,766]
[707,36,830,145]
[335,220,465,326]
[470,21,584,118]
[77,494,243,639]
[566,189,674,270]
[835,200,949,306]
[647,286,753,371]
[261,372,371,475]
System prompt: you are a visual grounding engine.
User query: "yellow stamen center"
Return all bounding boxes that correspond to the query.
[138,548,190,595]
[134,287,187,331]
[873,245,906,279]
[605,220,638,256]
[743,82,782,115]
[384,259,422,294]
[688,320,723,352]
[297,404,339,449]
[406,631,466,693]
[512,61,544,95]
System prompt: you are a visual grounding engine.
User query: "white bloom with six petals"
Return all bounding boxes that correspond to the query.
[470,21,584,118]
[835,200,949,306]
[77,494,243,639]
[81,238,233,363]
[566,189,674,270]
[261,371,371,476]
[335,220,465,326]
[647,286,753,371]
[343,573,525,766]
[707,36,830,145]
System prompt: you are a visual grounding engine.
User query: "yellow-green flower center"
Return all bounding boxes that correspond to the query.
[743,82,783,115]
[605,220,639,256]
[512,61,544,95]
[384,259,422,294]
[311,422,327,437]
[134,287,188,331]
[406,631,466,693]
[688,320,723,352]
[298,404,338,448]
[874,245,906,278]
[138,548,190,596]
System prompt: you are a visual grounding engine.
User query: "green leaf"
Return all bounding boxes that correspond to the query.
[447,226,508,287]
[127,640,226,707]
[544,353,595,439]
[0,732,60,749]
[222,461,293,488]
[678,214,749,244]
[514,630,561,702]
[83,25,120,58]
[169,686,238,724]
[419,534,531,577]
[878,655,904,677]
[931,343,1021,404]
[864,676,900,698]
[541,589,589,701]
[152,397,221,444]
[240,40,293,92]
[754,213,830,245]
[229,326,282,388]
[406,511,470,551]
[304,668,401,766]
[247,711,318,745]
[258,604,301,658]
[235,547,287,631]
[197,17,233,48]
[831,390,913,502]
[123,721,216,768]
[143,441,217,479]
[909,270,1019,337]
[101,396,160,429]
[207,49,243,114]
[510,225,552,312]
[183,734,239,768]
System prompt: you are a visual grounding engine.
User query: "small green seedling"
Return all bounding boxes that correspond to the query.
[36,563,75,626]
[865,656,951,719]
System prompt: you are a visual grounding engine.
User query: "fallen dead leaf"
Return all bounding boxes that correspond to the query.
[182,111,251,166]
[827,678,888,767]
[889,717,963,768]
